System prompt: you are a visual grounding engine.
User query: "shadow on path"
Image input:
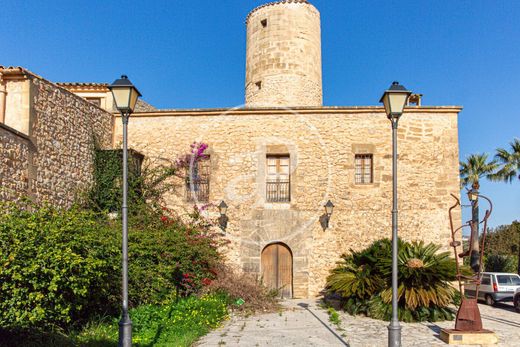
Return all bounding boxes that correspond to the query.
[298,302,350,347]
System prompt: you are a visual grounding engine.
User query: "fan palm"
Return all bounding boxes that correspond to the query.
[490,138,520,183]
[459,153,498,189]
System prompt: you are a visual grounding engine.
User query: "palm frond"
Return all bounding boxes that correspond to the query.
[491,138,520,183]
[459,153,498,188]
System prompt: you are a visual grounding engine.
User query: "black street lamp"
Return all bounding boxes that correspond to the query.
[109,75,141,347]
[324,200,334,228]
[380,81,411,347]
[218,200,229,230]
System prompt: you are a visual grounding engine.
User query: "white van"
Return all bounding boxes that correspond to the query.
[465,272,520,305]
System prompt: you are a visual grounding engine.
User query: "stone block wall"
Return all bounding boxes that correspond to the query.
[0,68,114,207]
[0,123,30,202]
[114,106,462,297]
[245,1,322,107]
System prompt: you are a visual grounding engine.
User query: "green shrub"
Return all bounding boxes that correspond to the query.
[127,209,224,306]
[327,239,462,322]
[327,239,396,303]
[0,202,119,329]
[485,254,517,273]
[0,201,224,330]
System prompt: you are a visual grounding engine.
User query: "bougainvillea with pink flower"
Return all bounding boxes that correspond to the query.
[176,142,210,170]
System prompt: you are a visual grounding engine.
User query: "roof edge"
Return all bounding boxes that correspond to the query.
[246,0,314,24]
[117,105,463,118]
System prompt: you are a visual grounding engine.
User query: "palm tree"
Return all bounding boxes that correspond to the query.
[459,153,498,189]
[490,138,520,184]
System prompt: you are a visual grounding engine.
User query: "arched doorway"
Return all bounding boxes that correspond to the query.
[261,243,293,298]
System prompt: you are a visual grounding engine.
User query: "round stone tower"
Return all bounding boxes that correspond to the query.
[245,0,322,108]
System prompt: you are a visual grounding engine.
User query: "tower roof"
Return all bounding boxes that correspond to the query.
[246,0,311,24]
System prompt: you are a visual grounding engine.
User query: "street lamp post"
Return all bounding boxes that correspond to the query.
[380,81,411,347]
[109,75,141,347]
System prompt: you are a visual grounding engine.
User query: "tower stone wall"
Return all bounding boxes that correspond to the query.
[245,0,323,107]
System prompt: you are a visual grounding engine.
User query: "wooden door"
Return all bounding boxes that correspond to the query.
[261,243,293,298]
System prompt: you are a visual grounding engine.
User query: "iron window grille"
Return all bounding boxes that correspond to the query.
[355,154,373,184]
[186,157,210,202]
[266,155,290,202]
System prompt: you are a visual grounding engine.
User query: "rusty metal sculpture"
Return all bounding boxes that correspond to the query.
[448,192,493,332]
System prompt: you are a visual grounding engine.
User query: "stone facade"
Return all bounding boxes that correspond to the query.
[0,123,30,202]
[245,1,322,107]
[0,67,113,207]
[113,106,462,297]
[1,1,464,299]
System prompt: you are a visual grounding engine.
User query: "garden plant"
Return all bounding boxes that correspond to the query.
[326,239,464,322]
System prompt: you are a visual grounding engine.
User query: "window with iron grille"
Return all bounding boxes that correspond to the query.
[266,155,290,202]
[186,157,210,202]
[355,154,373,184]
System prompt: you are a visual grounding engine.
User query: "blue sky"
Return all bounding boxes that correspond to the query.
[1,0,519,227]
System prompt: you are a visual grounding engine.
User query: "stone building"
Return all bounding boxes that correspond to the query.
[0,66,113,206]
[0,0,462,298]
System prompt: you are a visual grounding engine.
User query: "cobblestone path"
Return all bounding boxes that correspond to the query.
[198,300,520,346]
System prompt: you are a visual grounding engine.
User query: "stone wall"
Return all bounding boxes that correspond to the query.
[245,1,322,107]
[114,106,462,297]
[0,123,30,202]
[0,68,114,207]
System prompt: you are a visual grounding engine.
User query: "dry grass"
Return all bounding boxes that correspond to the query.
[205,264,279,314]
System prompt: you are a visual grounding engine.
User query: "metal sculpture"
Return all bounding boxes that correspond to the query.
[448,192,493,331]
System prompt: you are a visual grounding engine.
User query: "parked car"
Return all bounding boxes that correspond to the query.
[465,272,520,305]
[514,288,520,312]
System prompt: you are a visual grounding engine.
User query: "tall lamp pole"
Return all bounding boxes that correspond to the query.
[380,81,411,347]
[109,75,141,347]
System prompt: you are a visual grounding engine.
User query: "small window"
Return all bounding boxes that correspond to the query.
[255,81,262,90]
[261,19,268,27]
[186,157,210,202]
[86,97,102,107]
[266,155,290,202]
[481,275,491,285]
[355,154,373,184]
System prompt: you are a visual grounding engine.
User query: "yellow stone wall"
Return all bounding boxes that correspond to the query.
[114,107,462,297]
[245,1,322,107]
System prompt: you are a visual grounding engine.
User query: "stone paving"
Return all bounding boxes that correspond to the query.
[198,300,520,347]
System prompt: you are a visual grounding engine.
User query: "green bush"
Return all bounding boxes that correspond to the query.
[0,202,119,329]
[326,239,463,322]
[0,201,224,330]
[0,294,229,347]
[127,208,224,306]
[485,254,517,273]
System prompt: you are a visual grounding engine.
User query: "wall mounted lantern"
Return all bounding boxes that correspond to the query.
[218,200,228,230]
[324,200,334,228]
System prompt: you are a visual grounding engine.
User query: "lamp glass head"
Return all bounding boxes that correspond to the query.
[324,200,334,216]
[218,201,228,215]
[379,81,412,118]
[108,75,142,113]
[468,189,478,201]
